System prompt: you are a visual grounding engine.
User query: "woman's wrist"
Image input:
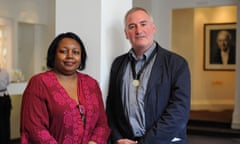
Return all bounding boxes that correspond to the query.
[88,140,97,144]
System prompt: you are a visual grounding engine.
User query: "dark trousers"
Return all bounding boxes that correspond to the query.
[0,95,12,144]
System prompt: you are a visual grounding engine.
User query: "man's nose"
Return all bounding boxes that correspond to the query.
[136,26,143,35]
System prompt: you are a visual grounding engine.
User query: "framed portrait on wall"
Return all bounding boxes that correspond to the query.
[204,23,236,71]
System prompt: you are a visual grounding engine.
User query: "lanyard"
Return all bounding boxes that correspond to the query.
[130,47,157,81]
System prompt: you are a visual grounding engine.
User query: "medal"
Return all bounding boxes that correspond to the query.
[130,48,157,88]
[132,79,140,87]
[130,47,157,88]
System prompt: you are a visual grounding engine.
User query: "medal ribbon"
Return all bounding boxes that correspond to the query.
[130,47,158,80]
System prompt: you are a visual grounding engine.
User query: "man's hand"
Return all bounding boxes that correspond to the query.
[117,139,138,144]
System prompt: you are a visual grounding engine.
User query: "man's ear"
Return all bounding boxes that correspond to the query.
[152,23,157,34]
[124,29,129,39]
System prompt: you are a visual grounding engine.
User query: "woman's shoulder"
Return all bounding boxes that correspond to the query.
[77,72,97,83]
[77,72,101,89]
[28,70,54,83]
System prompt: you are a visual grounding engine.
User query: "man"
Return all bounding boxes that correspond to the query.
[0,66,11,144]
[211,30,236,64]
[106,7,191,144]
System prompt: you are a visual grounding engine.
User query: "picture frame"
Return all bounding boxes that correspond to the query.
[204,23,236,71]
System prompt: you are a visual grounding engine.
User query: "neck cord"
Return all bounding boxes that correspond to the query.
[130,47,157,80]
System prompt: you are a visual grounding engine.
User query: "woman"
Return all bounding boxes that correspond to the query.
[20,32,110,144]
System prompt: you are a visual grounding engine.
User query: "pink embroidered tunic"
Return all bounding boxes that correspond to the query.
[20,71,110,144]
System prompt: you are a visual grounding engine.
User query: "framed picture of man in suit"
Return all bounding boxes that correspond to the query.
[204,23,236,71]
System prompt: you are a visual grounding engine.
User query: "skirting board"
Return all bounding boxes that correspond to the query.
[191,100,234,111]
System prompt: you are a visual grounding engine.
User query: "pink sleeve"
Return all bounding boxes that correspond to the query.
[20,76,57,144]
[89,81,110,144]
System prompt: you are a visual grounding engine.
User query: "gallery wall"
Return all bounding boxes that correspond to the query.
[172,5,237,110]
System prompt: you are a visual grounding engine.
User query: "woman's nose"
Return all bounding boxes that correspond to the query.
[66,51,73,58]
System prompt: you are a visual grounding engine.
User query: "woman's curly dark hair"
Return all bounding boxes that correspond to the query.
[46,32,87,70]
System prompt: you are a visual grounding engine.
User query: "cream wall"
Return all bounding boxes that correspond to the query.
[193,6,236,110]
[172,6,237,110]
[172,8,194,71]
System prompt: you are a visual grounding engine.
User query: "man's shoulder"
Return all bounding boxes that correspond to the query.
[156,45,187,62]
[112,53,129,65]
[114,53,129,60]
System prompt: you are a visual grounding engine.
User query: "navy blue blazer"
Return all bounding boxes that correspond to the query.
[106,43,191,144]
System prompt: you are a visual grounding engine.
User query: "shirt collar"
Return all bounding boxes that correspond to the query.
[129,42,156,61]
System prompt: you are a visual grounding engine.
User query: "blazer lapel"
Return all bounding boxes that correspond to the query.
[145,45,165,97]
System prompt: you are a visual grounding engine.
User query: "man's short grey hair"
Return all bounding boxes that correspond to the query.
[124,7,154,28]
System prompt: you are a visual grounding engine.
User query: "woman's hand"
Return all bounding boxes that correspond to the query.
[88,140,97,144]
